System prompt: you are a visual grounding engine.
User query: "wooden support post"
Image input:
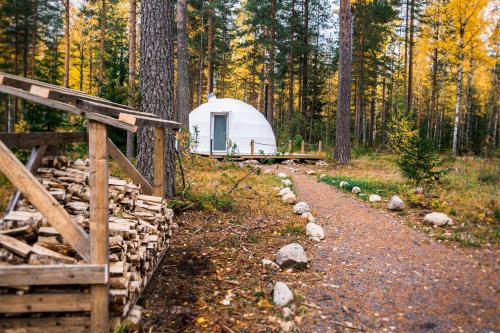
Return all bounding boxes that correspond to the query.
[250,139,255,156]
[153,127,165,198]
[318,141,323,155]
[300,140,305,154]
[288,140,292,155]
[87,120,109,333]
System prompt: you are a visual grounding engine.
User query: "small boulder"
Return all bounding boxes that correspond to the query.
[279,187,292,197]
[277,172,288,179]
[415,186,424,194]
[339,181,349,188]
[243,159,259,165]
[282,193,297,204]
[275,243,308,269]
[306,222,324,240]
[387,195,405,211]
[351,186,361,194]
[369,194,382,202]
[301,212,316,223]
[315,160,328,166]
[262,259,280,270]
[273,282,294,307]
[282,179,292,187]
[264,169,273,174]
[306,170,315,175]
[424,212,453,226]
[319,174,326,180]
[293,202,310,215]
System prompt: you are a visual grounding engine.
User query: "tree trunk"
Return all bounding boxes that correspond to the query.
[31,0,38,79]
[452,29,464,157]
[334,0,352,164]
[288,0,296,133]
[126,0,137,159]
[381,76,387,146]
[177,0,190,128]
[137,0,176,197]
[64,0,70,88]
[354,27,365,145]
[406,0,415,116]
[301,0,309,122]
[370,84,376,146]
[267,0,276,128]
[99,0,107,94]
[206,0,214,95]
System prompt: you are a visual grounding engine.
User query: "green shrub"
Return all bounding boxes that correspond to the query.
[477,171,500,184]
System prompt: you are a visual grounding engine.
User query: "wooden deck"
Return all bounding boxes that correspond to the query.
[197,152,324,161]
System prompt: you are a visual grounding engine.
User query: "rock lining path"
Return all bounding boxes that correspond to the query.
[286,169,499,333]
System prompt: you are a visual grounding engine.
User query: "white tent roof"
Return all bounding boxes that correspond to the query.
[189,98,277,155]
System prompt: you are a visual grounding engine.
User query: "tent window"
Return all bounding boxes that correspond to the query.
[212,114,228,151]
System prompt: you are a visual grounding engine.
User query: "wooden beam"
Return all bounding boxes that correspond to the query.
[107,138,153,195]
[87,120,110,333]
[0,264,108,286]
[118,113,182,130]
[0,316,90,333]
[0,293,91,313]
[0,85,138,132]
[0,234,32,257]
[77,99,160,118]
[0,140,91,261]
[5,145,47,213]
[0,132,87,149]
[153,127,165,198]
[250,139,255,156]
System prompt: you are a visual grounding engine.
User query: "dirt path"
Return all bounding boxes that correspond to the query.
[287,169,499,333]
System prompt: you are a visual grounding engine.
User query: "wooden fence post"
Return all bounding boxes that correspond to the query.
[88,120,109,333]
[300,140,305,154]
[153,127,165,198]
[318,141,323,155]
[250,139,255,156]
[288,140,292,155]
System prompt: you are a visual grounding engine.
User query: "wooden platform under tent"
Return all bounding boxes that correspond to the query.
[0,72,182,333]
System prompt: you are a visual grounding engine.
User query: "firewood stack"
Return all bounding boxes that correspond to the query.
[0,156,174,318]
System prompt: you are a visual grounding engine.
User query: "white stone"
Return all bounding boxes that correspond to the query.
[277,172,288,179]
[306,222,324,240]
[339,181,349,188]
[415,186,424,194]
[424,212,453,226]
[279,187,292,197]
[306,170,315,175]
[273,282,294,307]
[264,169,273,174]
[387,195,405,211]
[262,259,280,270]
[275,243,308,269]
[243,159,259,165]
[351,186,361,194]
[293,202,310,215]
[309,236,321,242]
[369,194,382,202]
[319,174,327,180]
[282,307,293,319]
[315,160,328,166]
[282,193,297,204]
[301,212,316,223]
[282,179,292,187]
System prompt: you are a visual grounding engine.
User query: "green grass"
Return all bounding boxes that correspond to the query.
[319,174,406,199]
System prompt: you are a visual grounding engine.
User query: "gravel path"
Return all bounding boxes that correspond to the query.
[287,170,499,333]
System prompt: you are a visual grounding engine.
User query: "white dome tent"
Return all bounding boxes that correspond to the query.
[189,97,277,156]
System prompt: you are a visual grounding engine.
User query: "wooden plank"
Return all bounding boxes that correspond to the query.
[87,120,110,333]
[107,138,153,195]
[0,264,108,286]
[0,293,91,313]
[0,140,91,261]
[0,234,32,257]
[0,316,90,333]
[0,85,138,132]
[153,127,165,198]
[118,113,182,130]
[0,132,87,149]
[5,145,47,213]
[77,99,160,118]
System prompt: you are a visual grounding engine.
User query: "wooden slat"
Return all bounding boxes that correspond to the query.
[119,113,182,130]
[0,293,91,313]
[0,85,138,132]
[0,316,90,333]
[0,132,87,148]
[88,120,110,333]
[153,127,165,197]
[0,234,32,257]
[5,145,47,213]
[107,138,154,195]
[0,264,108,286]
[0,140,91,261]
[77,99,160,118]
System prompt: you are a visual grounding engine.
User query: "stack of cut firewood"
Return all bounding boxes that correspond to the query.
[0,156,174,318]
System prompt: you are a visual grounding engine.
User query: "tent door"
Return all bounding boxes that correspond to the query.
[212,114,228,151]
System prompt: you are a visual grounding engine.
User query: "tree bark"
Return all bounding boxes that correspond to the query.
[354,25,365,145]
[407,0,415,116]
[369,84,376,146]
[137,0,176,197]
[177,0,190,128]
[63,0,70,88]
[452,28,464,157]
[206,0,214,95]
[99,0,107,94]
[126,0,137,159]
[301,0,309,122]
[288,0,296,132]
[334,0,352,164]
[267,0,276,128]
